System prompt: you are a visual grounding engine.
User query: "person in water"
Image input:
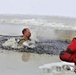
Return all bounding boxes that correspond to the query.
[18,28,31,46]
[59,36,76,72]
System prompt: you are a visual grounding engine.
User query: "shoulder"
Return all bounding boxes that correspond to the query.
[18,37,26,45]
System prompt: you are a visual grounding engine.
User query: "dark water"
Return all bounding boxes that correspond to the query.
[0,35,70,55]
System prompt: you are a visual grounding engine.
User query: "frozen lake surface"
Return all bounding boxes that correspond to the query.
[0,15,76,75]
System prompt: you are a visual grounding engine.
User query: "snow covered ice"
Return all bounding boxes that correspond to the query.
[39,62,76,75]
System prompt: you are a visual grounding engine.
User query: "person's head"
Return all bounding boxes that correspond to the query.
[22,28,31,38]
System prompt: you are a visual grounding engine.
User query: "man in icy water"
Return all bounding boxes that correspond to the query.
[18,28,31,47]
[59,36,76,72]
[2,28,35,49]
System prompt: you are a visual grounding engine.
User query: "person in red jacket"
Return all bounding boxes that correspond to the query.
[59,36,76,72]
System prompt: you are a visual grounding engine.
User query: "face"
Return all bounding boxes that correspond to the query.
[24,28,31,38]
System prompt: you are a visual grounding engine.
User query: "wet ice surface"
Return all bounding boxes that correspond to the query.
[0,50,59,75]
[0,35,70,55]
[0,50,76,75]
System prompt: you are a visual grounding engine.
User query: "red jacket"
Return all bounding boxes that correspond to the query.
[59,38,76,63]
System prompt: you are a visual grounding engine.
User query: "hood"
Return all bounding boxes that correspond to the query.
[72,38,76,44]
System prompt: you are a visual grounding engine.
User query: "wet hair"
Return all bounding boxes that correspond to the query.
[22,28,27,34]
